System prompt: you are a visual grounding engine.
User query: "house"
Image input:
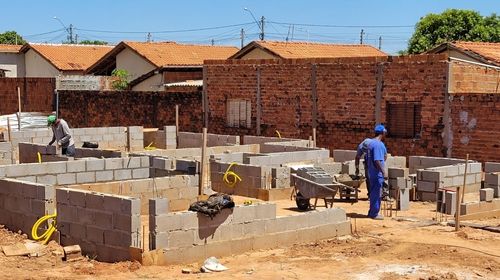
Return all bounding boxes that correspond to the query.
[20,43,113,77]
[229,40,388,59]
[86,41,239,91]
[0,44,24,77]
[426,41,500,66]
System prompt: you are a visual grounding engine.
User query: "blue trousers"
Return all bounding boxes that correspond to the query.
[368,175,383,218]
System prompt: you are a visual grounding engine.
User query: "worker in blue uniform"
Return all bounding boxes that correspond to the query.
[366,124,388,220]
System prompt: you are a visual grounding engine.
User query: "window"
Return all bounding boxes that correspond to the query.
[386,102,422,138]
[227,99,251,128]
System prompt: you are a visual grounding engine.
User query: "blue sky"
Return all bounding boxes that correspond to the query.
[1,0,497,54]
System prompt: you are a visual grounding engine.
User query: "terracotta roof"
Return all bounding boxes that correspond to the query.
[427,41,500,66]
[122,41,238,67]
[0,44,22,53]
[20,43,113,71]
[231,40,388,59]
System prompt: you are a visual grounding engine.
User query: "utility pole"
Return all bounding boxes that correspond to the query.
[69,24,74,44]
[240,28,245,48]
[378,36,382,50]
[147,32,152,42]
[75,34,78,44]
[360,29,365,44]
[260,16,265,40]
[211,39,215,46]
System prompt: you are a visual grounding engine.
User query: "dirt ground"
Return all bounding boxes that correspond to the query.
[1,191,499,280]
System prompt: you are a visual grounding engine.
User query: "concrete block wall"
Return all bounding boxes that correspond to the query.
[243,135,303,145]
[260,142,315,153]
[177,132,240,148]
[144,126,177,150]
[485,172,500,198]
[0,178,55,238]
[314,162,343,176]
[245,149,330,166]
[416,162,482,201]
[460,198,500,216]
[71,175,199,214]
[18,142,124,163]
[333,150,357,163]
[127,126,144,151]
[148,203,350,264]
[0,156,150,186]
[56,188,141,262]
[210,161,273,191]
[409,156,467,174]
[0,141,13,165]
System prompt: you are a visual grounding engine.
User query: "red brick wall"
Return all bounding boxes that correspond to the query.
[450,62,499,94]
[0,78,55,115]
[205,55,450,158]
[58,86,203,132]
[163,69,203,83]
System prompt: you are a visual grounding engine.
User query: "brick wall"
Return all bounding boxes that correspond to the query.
[449,62,499,94]
[0,178,55,238]
[0,78,55,115]
[58,87,202,131]
[56,188,141,262]
[205,55,450,159]
[163,69,202,83]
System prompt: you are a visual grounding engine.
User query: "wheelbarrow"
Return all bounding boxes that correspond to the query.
[291,174,349,210]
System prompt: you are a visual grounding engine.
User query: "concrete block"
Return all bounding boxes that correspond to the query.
[105,158,123,170]
[468,162,482,174]
[254,203,276,220]
[114,169,132,180]
[36,185,55,200]
[95,170,114,182]
[419,192,436,202]
[388,168,409,179]
[150,232,168,250]
[45,162,67,174]
[68,189,87,207]
[66,161,86,173]
[5,164,31,177]
[445,191,456,215]
[85,193,105,211]
[123,157,142,169]
[421,170,445,182]
[94,212,113,230]
[485,162,500,173]
[149,198,169,216]
[485,173,500,185]
[56,173,76,185]
[417,181,436,192]
[121,198,141,215]
[232,205,256,224]
[86,226,105,244]
[76,172,96,184]
[36,175,57,185]
[480,188,494,202]
[56,188,70,205]
[132,168,149,179]
[141,157,150,168]
[398,188,410,211]
[167,230,194,248]
[86,160,105,171]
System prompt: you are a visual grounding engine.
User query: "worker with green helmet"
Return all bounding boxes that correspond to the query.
[47,115,75,156]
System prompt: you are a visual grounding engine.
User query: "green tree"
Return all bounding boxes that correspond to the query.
[407,9,500,54]
[0,31,26,45]
[79,40,108,45]
[111,69,129,90]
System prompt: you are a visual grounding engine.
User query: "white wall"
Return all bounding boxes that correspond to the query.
[239,48,277,59]
[24,49,60,77]
[0,52,25,77]
[116,47,156,81]
[132,73,163,91]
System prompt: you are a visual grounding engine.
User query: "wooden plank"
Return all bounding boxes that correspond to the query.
[256,67,261,135]
[2,243,29,256]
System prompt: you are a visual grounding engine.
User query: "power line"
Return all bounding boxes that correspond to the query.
[22,29,65,38]
[268,20,414,29]
[74,22,254,34]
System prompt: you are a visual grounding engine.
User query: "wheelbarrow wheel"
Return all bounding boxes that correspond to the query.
[296,192,310,211]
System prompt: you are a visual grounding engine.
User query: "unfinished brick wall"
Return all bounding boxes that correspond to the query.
[449,62,499,94]
[0,78,55,115]
[56,188,141,262]
[205,55,449,160]
[0,178,55,238]
[58,87,202,131]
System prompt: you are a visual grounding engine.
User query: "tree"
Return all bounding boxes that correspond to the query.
[0,31,26,45]
[407,9,500,54]
[111,69,129,90]
[79,40,108,45]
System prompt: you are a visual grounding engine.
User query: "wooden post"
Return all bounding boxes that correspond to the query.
[17,87,21,130]
[175,104,179,147]
[461,154,469,203]
[455,154,468,231]
[312,127,317,148]
[55,89,59,119]
[7,118,12,142]
[256,67,261,135]
[199,128,208,196]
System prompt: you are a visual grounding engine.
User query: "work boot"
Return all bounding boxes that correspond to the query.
[371,214,384,220]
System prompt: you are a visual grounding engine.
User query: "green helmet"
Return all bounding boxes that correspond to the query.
[47,115,57,126]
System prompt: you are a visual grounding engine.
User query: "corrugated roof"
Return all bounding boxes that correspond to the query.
[123,41,239,67]
[231,40,388,59]
[164,79,203,87]
[451,41,500,66]
[0,44,22,53]
[20,43,113,71]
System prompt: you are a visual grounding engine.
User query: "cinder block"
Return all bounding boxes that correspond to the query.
[85,193,105,210]
[114,213,141,232]
[417,181,437,192]
[445,191,456,215]
[95,212,113,230]
[76,172,96,184]
[485,162,500,173]
[132,168,149,179]
[66,161,86,173]
[105,158,123,170]
[37,175,57,185]
[485,173,500,185]
[149,198,169,216]
[150,231,168,250]
[123,157,142,169]
[232,205,256,224]
[86,160,105,171]
[56,188,70,205]
[421,170,445,182]
[95,170,114,182]
[167,230,194,248]
[419,191,437,202]
[468,162,482,174]
[57,173,76,185]
[388,168,409,179]
[5,164,31,177]
[68,189,87,207]
[254,203,276,220]
[480,188,494,202]
[114,169,132,180]
[121,198,141,215]
[86,226,105,244]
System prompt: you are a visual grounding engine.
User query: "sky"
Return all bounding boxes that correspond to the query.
[0,0,498,54]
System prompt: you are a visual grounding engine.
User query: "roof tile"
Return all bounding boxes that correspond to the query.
[0,44,22,53]
[451,41,500,65]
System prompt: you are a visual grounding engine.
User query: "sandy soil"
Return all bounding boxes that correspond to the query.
[1,191,499,280]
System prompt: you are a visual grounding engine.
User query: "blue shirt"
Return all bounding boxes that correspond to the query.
[356,138,372,161]
[366,139,387,179]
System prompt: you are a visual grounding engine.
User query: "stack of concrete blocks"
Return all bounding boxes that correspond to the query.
[484,162,500,198]
[272,167,291,189]
[0,142,13,165]
[244,149,330,166]
[176,159,200,175]
[127,126,144,151]
[340,156,406,176]
[56,188,141,262]
[210,161,273,196]
[333,150,358,163]
[260,142,313,153]
[460,198,500,216]
[148,199,351,264]
[72,175,199,213]
[409,156,467,174]
[148,126,177,150]
[314,162,343,177]
[0,156,150,186]
[436,189,458,215]
[0,178,55,238]
[387,167,411,210]
[262,140,312,148]
[177,132,240,148]
[243,135,305,145]
[416,161,482,201]
[296,167,333,185]
[18,143,66,163]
